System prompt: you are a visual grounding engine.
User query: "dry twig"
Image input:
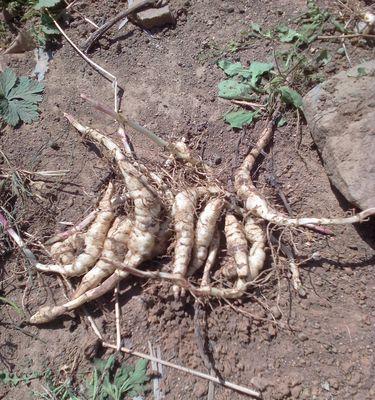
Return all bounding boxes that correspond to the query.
[83,0,160,52]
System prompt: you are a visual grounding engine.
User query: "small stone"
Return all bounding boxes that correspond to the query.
[132,0,176,29]
[329,378,339,390]
[300,387,311,399]
[270,305,282,319]
[50,141,60,150]
[274,382,291,399]
[298,332,309,342]
[349,372,362,386]
[213,155,222,165]
[312,322,321,330]
[290,385,302,398]
[193,381,207,398]
[220,4,234,13]
[268,324,277,338]
[251,376,270,391]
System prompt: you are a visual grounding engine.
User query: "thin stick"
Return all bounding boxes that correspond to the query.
[102,342,261,398]
[83,0,158,52]
[49,14,119,112]
[148,342,162,400]
[81,94,209,169]
[231,100,266,109]
[318,33,375,40]
[45,210,98,245]
[81,94,168,148]
[64,0,99,28]
[114,283,121,351]
[86,313,104,340]
[0,210,37,266]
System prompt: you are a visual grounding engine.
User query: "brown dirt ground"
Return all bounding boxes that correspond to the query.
[1,1,374,399]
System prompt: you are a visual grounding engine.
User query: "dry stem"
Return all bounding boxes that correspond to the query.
[102,342,261,397]
[83,0,159,52]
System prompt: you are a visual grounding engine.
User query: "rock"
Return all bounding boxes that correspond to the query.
[290,385,302,398]
[193,381,207,398]
[298,332,309,342]
[303,60,375,210]
[132,0,176,29]
[270,305,282,319]
[251,376,270,391]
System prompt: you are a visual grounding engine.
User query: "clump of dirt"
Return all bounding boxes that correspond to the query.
[1,1,374,399]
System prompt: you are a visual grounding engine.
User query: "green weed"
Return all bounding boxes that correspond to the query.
[217,0,348,128]
[2,0,65,48]
[30,355,150,400]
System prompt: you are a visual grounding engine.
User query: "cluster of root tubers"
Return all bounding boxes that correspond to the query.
[30,109,375,324]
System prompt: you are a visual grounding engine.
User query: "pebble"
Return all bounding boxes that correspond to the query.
[298,332,309,342]
[329,378,339,390]
[270,305,282,319]
[273,382,291,399]
[50,141,60,150]
[220,5,234,13]
[349,372,362,386]
[193,381,207,398]
[213,155,222,165]
[290,385,302,398]
[251,376,270,391]
[312,322,321,330]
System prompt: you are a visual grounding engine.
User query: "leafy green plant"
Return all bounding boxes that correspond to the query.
[34,0,61,9]
[1,1,63,47]
[217,58,303,128]
[0,370,43,386]
[86,355,149,400]
[0,68,44,127]
[31,356,150,400]
[217,0,352,128]
[32,369,80,400]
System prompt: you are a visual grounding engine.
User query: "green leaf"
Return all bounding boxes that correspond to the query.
[0,69,17,98]
[121,359,148,395]
[250,23,272,39]
[347,67,368,78]
[224,110,258,128]
[276,117,287,127]
[331,18,347,33]
[0,370,42,386]
[40,13,60,35]
[316,49,331,66]
[8,77,44,102]
[217,60,244,77]
[248,61,273,85]
[279,86,303,109]
[250,23,261,33]
[218,79,252,100]
[278,26,301,42]
[88,356,148,400]
[0,296,24,316]
[0,69,44,127]
[34,0,62,10]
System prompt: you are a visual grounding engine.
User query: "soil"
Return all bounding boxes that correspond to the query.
[1,1,374,399]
